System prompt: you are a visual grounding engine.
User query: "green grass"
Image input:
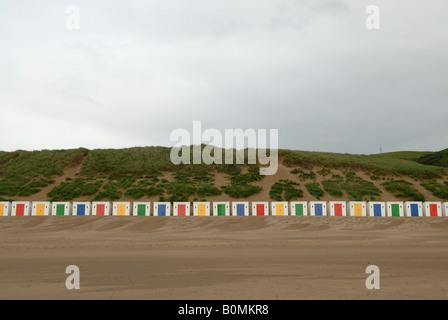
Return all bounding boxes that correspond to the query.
[280,149,446,179]
[305,182,324,200]
[17,178,54,197]
[124,187,146,199]
[331,174,344,181]
[47,178,102,201]
[378,151,433,161]
[146,186,165,197]
[299,171,316,181]
[0,148,88,178]
[322,180,344,197]
[93,181,122,201]
[291,168,317,181]
[341,172,381,201]
[0,148,88,197]
[1,146,447,201]
[222,184,262,198]
[0,178,31,196]
[196,184,222,197]
[416,149,448,168]
[381,179,425,201]
[317,168,332,176]
[215,164,242,176]
[17,187,41,196]
[421,181,448,200]
[163,182,196,201]
[230,173,263,184]
[80,146,267,178]
[341,180,381,201]
[80,147,176,176]
[219,164,263,199]
[270,180,303,201]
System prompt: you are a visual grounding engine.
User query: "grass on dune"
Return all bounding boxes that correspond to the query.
[305,182,325,200]
[221,164,263,199]
[1,146,447,201]
[280,149,446,179]
[270,180,303,201]
[381,179,425,201]
[341,172,381,201]
[322,180,344,197]
[421,181,448,200]
[0,148,89,198]
[416,148,448,168]
[377,151,434,161]
[47,178,103,201]
[222,184,262,198]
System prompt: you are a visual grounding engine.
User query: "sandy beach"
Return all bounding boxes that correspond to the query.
[1,216,447,300]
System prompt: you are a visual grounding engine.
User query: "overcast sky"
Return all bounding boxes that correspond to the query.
[0,0,447,154]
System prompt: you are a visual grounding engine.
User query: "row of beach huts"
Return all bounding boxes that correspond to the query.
[0,200,447,217]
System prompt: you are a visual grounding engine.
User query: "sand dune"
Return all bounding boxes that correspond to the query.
[1,217,448,300]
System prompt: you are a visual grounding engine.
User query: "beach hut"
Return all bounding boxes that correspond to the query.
[271,202,288,216]
[386,202,404,217]
[193,202,210,216]
[232,202,249,216]
[309,201,327,216]
[423,202,442,217]
[133,202,151,216]
[328,201,347,216]
[0,202,11,217]
[349,201,367,217]
[173,202,190,216]
[213,202,230,216]
[404,202,423,217]
[51,202,71,216]
[11,201,31,216]
[72,202,91,216]
[154,202,171,216]
[289,201,308,216]
[367,202,386,217]
[31,201,51,216]
[112,202,131,216]
[92,202,111,216]
[252,202,269,216]
[443,203,448,217]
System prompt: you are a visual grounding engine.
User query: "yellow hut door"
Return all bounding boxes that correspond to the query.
[354,204,363,217]
[36,204,45,216]
[117,204,126,216]
[276,204,284,216]
[198,204,206,216]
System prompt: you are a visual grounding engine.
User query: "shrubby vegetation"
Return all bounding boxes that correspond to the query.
[48,178,102,201]
[280,149,446,178]
[381,179,425,201]
[270,180,303,201]
[421,181,448,200]
[0,148,88,198]
[341,172,381,201]
[0,147,447,201]
[305,182,325,200]
[322,180,343,197]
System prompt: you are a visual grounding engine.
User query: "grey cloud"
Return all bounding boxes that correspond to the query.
[0,0,447,153]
